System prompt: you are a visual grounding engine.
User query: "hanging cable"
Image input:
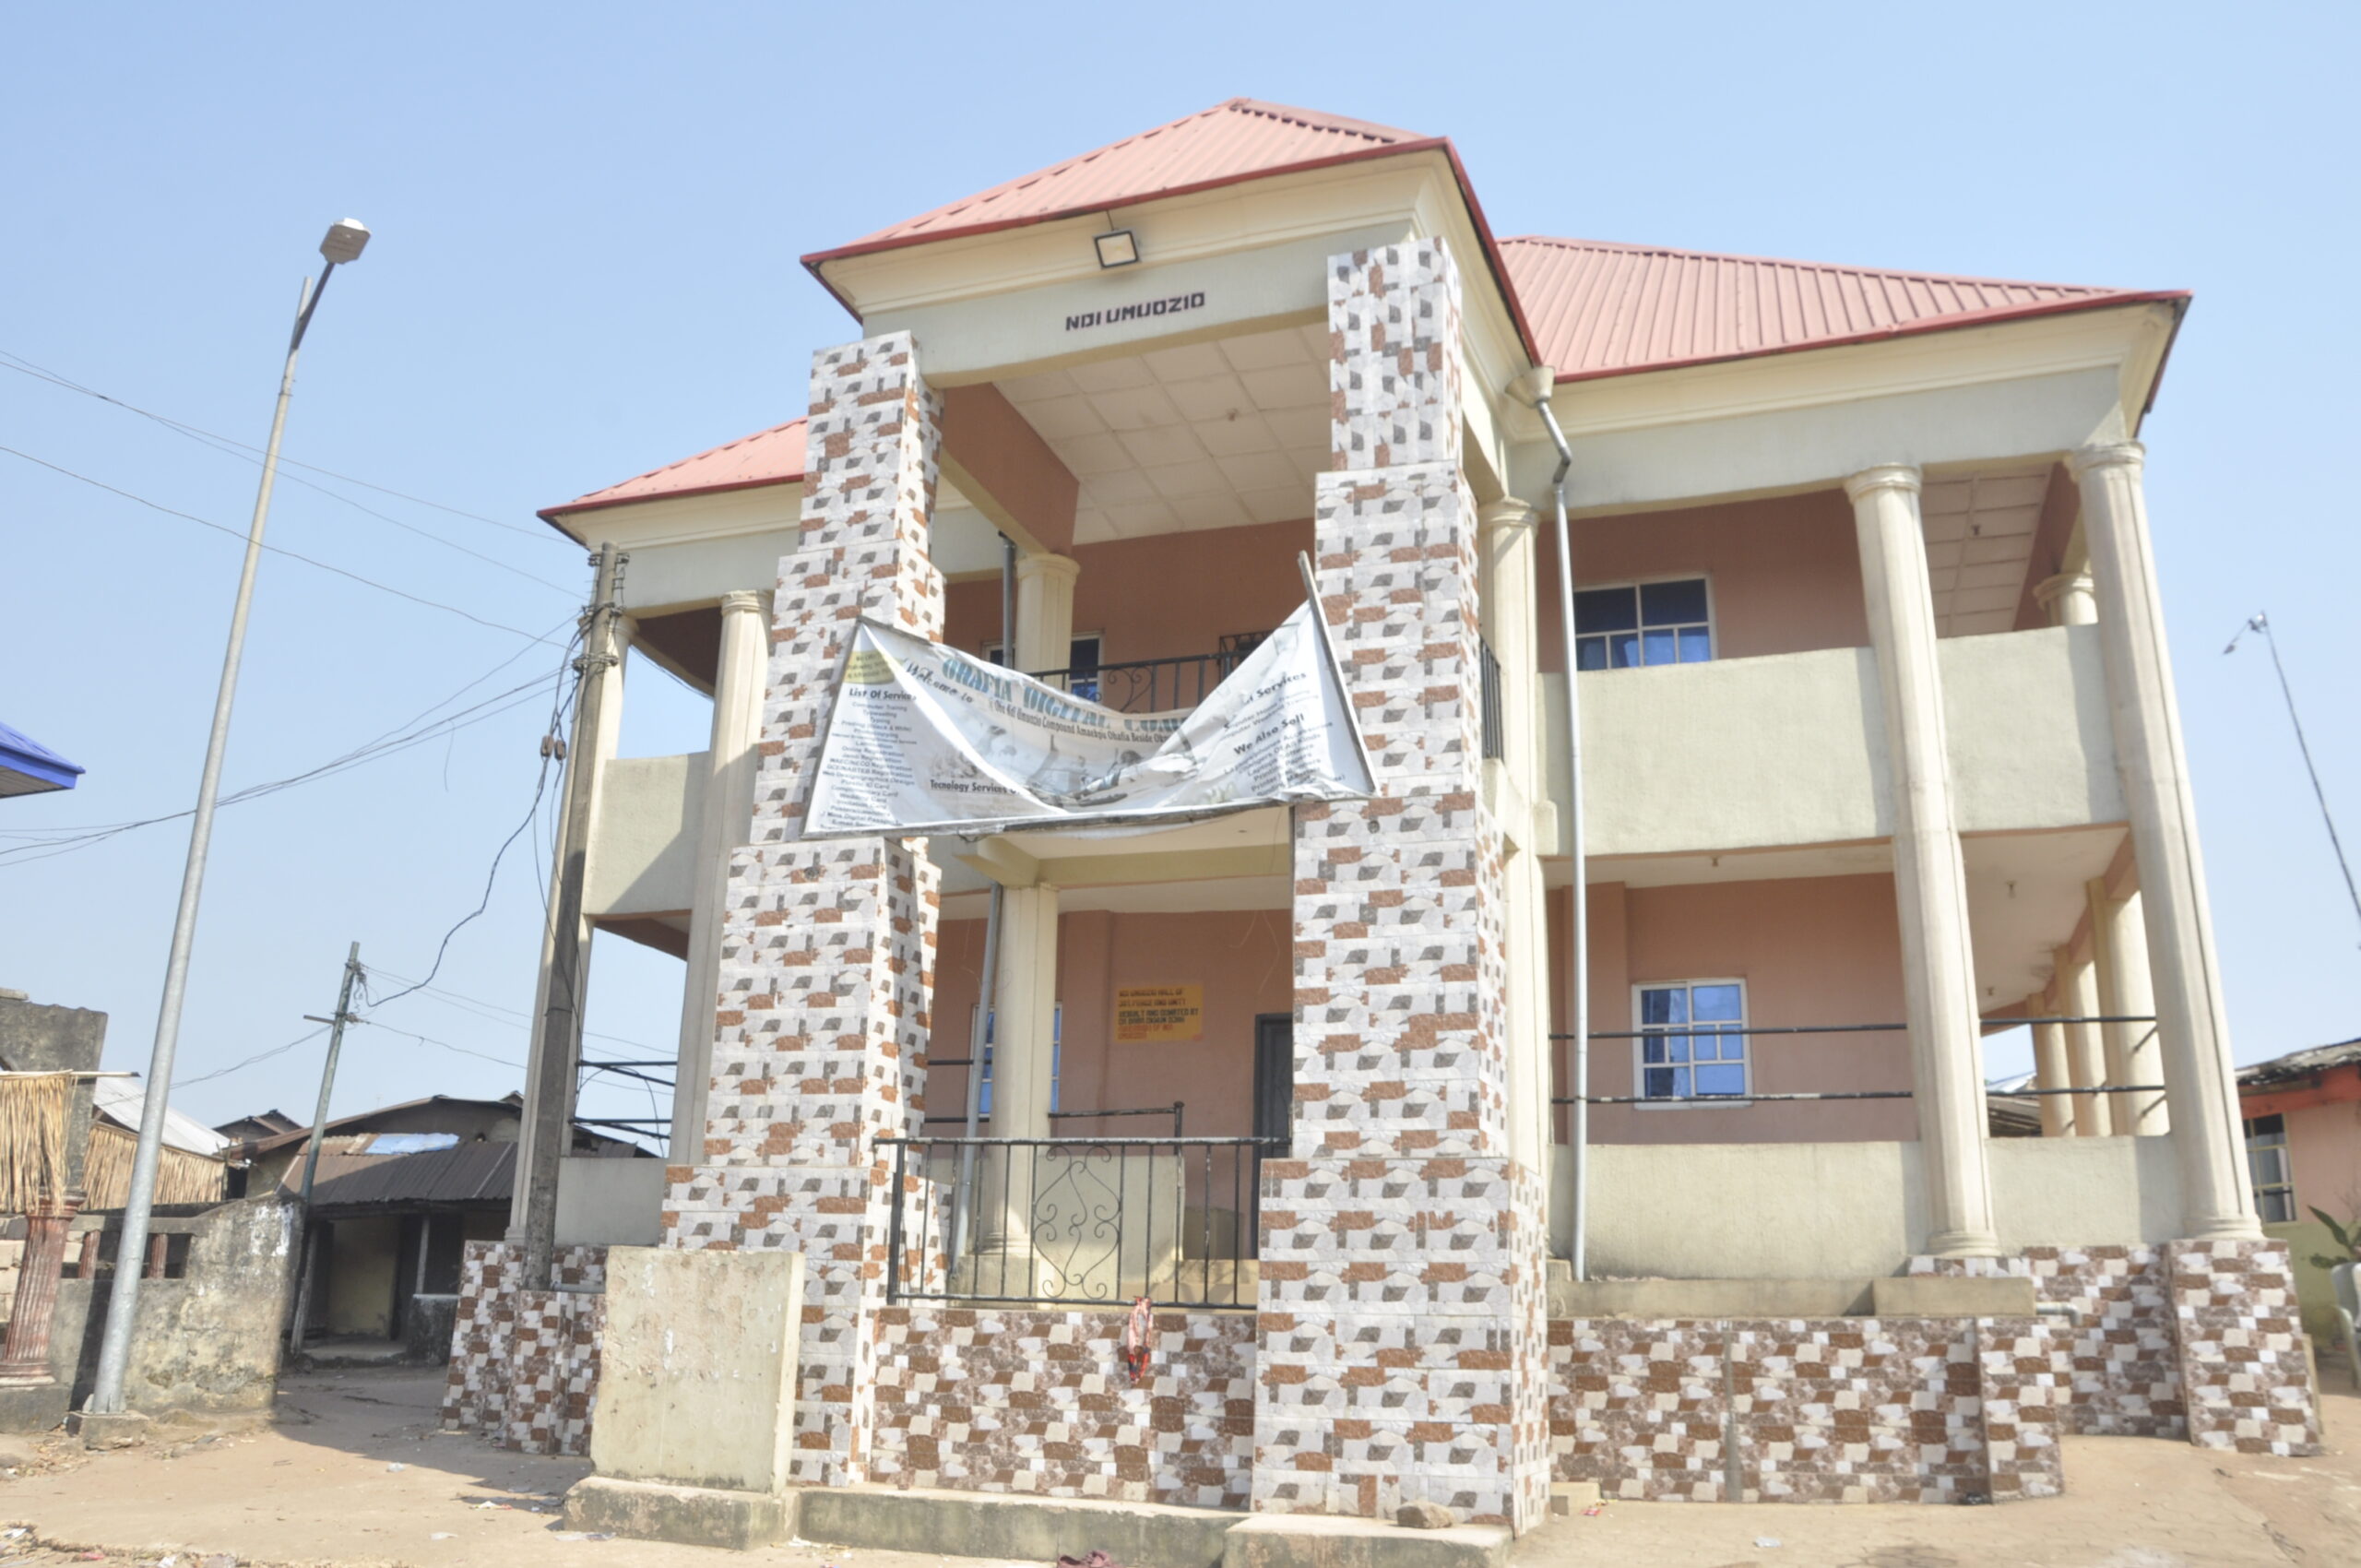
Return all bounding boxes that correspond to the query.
[2225,611,2361,944]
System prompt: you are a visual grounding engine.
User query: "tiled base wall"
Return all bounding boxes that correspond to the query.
[440,1241,609,1456]
[870,1306,1256,1509]
[1912,1240,2321,1455]
[1547,1316,2064,1503]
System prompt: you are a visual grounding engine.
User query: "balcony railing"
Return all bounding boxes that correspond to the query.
[881,1134,1277,1310]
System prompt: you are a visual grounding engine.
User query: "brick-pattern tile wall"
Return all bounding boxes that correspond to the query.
[1913,1246,2189,1438]
[871,1306,1255,1508]
[2166,1239,2321,1456]
[662,331,946,1490]
[441,1240,608,1456]
[1253,239,1548,1532]
[1546,1314,2064,1504]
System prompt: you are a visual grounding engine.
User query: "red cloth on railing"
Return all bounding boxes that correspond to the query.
[1121,1296,1154,1384]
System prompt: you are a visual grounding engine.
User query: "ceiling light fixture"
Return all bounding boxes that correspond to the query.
[1094,228,1140,269]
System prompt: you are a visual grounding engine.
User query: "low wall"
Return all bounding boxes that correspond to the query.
[869,1305,1256,1510]
[1556,1136,2187,1278]
[440,1240,608,1455]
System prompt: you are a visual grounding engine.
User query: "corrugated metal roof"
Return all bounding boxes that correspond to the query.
[2238,1037,2361,1088]
[1501,236,2177,383]
[540,417,807,525]
[810,99,1430,263]
[282,1143,516,1208]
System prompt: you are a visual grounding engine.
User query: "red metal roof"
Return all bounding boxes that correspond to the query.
[807,99,1431,264]
[1501,235,2183,384]
[540,417,807,523]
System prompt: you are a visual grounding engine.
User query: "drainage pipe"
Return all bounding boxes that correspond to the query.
[949,534,1017,1262]
[1513,367,1591,1281]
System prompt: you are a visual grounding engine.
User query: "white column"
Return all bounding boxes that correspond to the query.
[982,881,1059,1260]
[2090,881,2168,1134]
[2035,572,2099,627]
[1014,552,1080,676]
[670,590,770,1159]
[509,615,632,1234]
[1846,465,2000,1257]
[2029,990,2072,1138]
[1480,496,1551,1177]
[2071,442,2259,1239]
[2056,949,2112,1137]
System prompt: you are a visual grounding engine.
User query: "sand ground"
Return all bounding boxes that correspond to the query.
[0,1358,2355,1567]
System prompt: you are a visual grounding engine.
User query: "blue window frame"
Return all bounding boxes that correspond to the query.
[1635,980,1749,1101]
[974,1004,1062,1116]
[1574,578,1712,671]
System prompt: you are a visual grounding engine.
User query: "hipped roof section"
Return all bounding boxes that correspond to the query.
[544,100,2183,521]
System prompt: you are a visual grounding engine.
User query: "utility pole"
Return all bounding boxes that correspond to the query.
[86,220,371,1423]
[285,942,362,1358]
[520,545,623,1287]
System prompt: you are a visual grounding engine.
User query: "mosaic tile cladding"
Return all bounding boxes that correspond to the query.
[871,1306,1256,1507]
[1545,1315,2064,1503]
[440,1241,608,1456]
[1255,240,1549,1531]
[660,331,948,1489]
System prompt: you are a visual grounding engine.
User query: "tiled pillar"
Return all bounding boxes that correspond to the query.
[671,589,772,1158]
[661,332,944,1488]
[1845,465,2000,1256]
[2072,442,2258,1239]
[1256,240,1548,1531]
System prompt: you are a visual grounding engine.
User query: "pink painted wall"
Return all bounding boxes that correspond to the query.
[1534,489,1868,672]
[943,517,1314,666]
[2284,1097,2361,1228]
[1549,873,1916,1144]
[931,908,1291,1140]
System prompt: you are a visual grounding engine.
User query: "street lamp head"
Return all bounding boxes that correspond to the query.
[319,220,371,266]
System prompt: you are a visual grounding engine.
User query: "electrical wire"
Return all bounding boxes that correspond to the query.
[172,1026,328,1088]
[0,444,559,644]
[0,349,556,540]
[0,622,577,866]
[2225,612,2361,944]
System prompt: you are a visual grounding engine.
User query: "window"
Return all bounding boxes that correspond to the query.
[1574,578,1711,670]
[973,1004,1062,1117]
[1635,980,1749,1101]
[2245,1113,2295,1223]
[986,636,1103,700]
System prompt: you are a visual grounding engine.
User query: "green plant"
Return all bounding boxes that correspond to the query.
[2306,1206,2361,1270]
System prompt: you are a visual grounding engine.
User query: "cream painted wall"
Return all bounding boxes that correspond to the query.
[1554,1134,2184,1277]
[586,753,703,919]
[2284,1097,2361,1229]
[1540,624,2118,861]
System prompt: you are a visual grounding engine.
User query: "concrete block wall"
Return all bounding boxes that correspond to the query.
[870,1306,1255,1508]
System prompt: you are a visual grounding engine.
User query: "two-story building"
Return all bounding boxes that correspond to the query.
[442,100,2319,1535]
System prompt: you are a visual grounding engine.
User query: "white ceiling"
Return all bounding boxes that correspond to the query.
[1921,468,2048,637]
[997,324,1332,543]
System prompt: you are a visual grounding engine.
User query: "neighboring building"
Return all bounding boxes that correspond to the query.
[214,1108,300,1145]
[0,722,82,798]
[87,1075,230,1209]
[237,1095,646,1358]
[2239,1038,2361,1352]
[445,100,2319,1521]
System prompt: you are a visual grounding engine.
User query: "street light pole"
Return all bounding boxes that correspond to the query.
[85,220,372,1419]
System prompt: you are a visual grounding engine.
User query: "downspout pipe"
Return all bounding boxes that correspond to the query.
[1510,365,1590,1282]
[950,534,1017,1261]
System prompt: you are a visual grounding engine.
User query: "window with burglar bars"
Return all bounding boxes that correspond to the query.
[1574,577,1712,670]
[2244,1113,2296,1223]
[1636,980,1749,1101]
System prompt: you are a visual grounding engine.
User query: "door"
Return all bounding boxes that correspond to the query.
[1252,1015,1294,1146]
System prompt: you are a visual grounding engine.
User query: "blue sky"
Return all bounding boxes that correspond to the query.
[3,2,2354,1131]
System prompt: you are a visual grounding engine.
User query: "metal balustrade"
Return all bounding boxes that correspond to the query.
[881,1134,1278,1310]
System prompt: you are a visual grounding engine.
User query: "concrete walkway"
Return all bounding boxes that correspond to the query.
[0,1364,2355,1566]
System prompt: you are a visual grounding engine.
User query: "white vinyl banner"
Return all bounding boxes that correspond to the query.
[802,599,1374,838]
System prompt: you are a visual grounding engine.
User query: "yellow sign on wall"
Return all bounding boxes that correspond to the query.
[1113,984,1204,1043]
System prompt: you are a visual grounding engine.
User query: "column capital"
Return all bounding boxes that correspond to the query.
[2034,572,2097,626]
[2069,441,2145,479]
[1014,551,1081,587]
[718,589,767,617]
[1477,495,1539,535]
[1843,464,1923,502]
